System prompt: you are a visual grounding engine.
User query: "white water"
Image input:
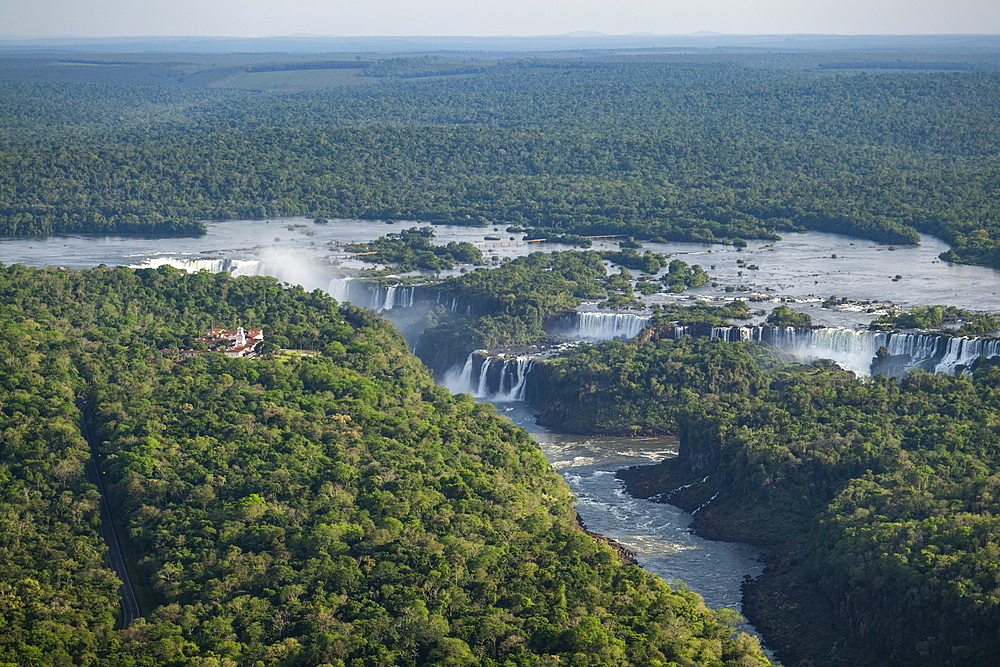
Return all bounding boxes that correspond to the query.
[710,326,1000,377]
[6,217,998,328]
[5,216,999,660]
[769,327,888,376]
[550,311,652,341]
[132,257,264,276]
[327,278,419,311]
[436,292,460,312]
[444,352,537,401]
[446,326,1000,407]
[131,251,336,293]
[497,402,773,657]
[325,277,355,304]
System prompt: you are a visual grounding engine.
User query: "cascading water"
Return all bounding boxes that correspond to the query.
[435,292,459,312]
[371,284,416,311]
[444,324,999,414]
[327,278,418,311]
[548,311,652,341]
[708,326,1000,377]
[131,257,263,276]
[444,351,537,401]
[326,277,354,303]
[919,335,1000,374]
[132,253,334,292]
[133,259,423,312]
[494,357,535,401]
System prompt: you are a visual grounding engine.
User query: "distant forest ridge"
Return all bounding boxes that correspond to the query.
[1,53,999,267]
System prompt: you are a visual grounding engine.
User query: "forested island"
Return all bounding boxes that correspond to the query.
[2,53,1000,266]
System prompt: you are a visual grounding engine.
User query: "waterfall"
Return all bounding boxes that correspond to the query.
[378,286,395,312]
[670,325,695,339]
[327,277,382,308]
[706,326,1000,377]
[327,279,418,311]
[398,286,415,309]
[549,311,652,341]
[443,352,538,401]
[377,285,415,310]
[767,327,881,377]
[933,336,1000,374]
[365,285,395,312]
[493,357,536,402]
[474,355,493,397]
[436,292,459,312]
[327,277,353,303]
[453,354,474,392]
[131,254,336,291]
[131,257,263,276]
[434,291,458,313]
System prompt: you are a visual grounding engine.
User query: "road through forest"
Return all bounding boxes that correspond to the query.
[80,402,142,629]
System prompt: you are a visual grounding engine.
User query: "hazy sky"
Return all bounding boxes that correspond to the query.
[4,0,999,38]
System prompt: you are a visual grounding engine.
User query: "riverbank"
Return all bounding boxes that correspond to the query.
[617,457,877,667]
[577,515,639,565]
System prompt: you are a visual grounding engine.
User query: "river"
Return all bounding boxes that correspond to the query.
[3,217,999,327]
[497,402,765,615]
[4,217,1000,658]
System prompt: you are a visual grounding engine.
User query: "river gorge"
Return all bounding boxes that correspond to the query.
[4,217,1000,660]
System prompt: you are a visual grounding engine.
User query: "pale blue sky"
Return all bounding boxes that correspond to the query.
[3,0,998,38]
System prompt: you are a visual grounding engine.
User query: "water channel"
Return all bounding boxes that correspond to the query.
[498,402,763,615]
[4,217,999,325]
[4,217,1000,656]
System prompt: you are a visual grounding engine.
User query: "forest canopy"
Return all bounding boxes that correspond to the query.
[2,58,1000,266]
[537,333,1000,666]
[344,226,484,271]
[0,263,771,667]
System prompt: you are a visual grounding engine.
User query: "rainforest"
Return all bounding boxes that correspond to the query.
[541,334,1000,666]
[3,55,1000,267]
[0,263,772,666]
[3,47,1000,667]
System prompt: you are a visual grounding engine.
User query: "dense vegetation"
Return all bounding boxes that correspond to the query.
[536,338,771,435]
[764,305,812,327]
[414,252,609,373]
[344,226,483,271]
[5,49,1000,667]
[0,263,771,666]
[871,305,1000,336]
[405,248,747,374]
[660,260,711,294]
[647,300,754,327]
[597,248,670,275]
[538,334,1000,666]
[2,58,1000,266]
[0,317,122,666]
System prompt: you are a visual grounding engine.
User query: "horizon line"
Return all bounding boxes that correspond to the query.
[4,31,1000,40]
